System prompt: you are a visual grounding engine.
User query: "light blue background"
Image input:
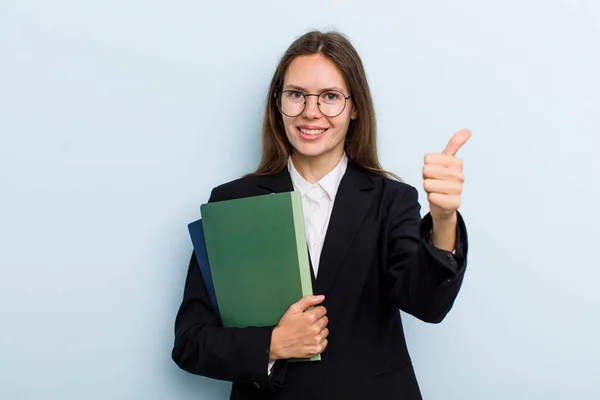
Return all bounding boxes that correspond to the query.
[1,1,599,399]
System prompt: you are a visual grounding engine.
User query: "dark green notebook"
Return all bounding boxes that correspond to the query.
[200,191,319,361]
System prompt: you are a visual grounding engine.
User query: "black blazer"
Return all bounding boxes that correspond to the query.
[172,160,468,400]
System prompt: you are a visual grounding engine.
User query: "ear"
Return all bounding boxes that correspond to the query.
[350,105,358,120]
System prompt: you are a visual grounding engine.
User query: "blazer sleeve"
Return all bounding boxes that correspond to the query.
[385,185,468,323]
[171,189,287,391]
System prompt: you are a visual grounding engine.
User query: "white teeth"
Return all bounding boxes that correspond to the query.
[299,128,326,135]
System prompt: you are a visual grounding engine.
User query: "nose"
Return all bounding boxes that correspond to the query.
[302,94,322,119]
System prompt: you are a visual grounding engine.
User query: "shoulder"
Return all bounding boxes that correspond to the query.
[359,170,423,225]
[381,177,420,212]
[385,178,419,203]
[208,173,262,203]
[354,163,419,203]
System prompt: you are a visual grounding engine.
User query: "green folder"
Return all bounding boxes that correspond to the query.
[200,191,319,361]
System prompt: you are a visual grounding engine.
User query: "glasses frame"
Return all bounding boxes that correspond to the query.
[275,89,351,118]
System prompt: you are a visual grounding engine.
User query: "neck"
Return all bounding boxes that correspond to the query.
[291,149,344,184]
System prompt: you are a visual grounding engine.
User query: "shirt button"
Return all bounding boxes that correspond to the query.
[253,381,260,389]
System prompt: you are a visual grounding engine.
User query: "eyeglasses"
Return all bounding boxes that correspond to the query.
[275,90,351,118]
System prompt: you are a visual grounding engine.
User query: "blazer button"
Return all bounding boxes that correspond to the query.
[253,381,261,389]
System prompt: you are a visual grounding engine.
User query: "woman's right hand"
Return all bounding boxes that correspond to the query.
[269,295,329,361]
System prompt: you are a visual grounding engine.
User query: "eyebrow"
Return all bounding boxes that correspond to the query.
[283,84,348,93]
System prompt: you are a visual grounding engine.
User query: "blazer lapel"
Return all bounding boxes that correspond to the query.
[256,169,294,194]
[315,161,375,296]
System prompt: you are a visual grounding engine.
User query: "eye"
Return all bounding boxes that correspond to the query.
[285,90,304,99]
[321,91,343,103]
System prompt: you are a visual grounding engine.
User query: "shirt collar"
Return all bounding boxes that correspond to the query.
[287,153,348,201]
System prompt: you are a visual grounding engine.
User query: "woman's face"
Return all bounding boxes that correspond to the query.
[280,53,356,163]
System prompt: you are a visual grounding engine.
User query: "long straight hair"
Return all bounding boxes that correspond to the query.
[250,30,399,181]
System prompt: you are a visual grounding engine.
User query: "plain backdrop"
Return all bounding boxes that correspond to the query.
[1,1,599,399]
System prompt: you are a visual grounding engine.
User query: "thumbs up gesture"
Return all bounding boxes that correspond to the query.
[423,129,471,223]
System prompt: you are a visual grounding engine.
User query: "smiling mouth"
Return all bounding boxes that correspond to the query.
[298,127,328,137]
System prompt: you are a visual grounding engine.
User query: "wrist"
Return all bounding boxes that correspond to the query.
[432,210,457,228]
[269,327,282,361]
[431,212,457,251]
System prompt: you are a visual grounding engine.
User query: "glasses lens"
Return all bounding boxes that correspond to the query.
[318,91,346,117]
[279,91,305,116]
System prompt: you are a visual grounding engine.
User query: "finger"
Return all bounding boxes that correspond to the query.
[308,315,328,334]
[422,164,465,182]
[442,129,471,156]
[312,339,328,355]
[423,179,462,195]
[305,306,327,323]
[320,328,329,341]
[314,315,329,331]
[290,294,325,313]
[424,154,463,170]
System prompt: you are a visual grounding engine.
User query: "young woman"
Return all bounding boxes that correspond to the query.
[172,30,470,400]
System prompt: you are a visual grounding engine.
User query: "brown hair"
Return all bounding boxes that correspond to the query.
[249,30,399,181]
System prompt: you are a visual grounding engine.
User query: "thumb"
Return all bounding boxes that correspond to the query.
[291,294,325,312]
[442,129,472,156]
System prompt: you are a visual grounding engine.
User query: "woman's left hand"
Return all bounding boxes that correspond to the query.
[423,129,471,223]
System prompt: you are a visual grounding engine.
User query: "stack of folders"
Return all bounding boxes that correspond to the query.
[188,191,319,361]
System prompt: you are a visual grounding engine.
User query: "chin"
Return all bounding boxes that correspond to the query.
[293,146,323,158]
[292,144,336,159]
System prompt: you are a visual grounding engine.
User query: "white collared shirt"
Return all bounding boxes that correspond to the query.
[287,153,348,277]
